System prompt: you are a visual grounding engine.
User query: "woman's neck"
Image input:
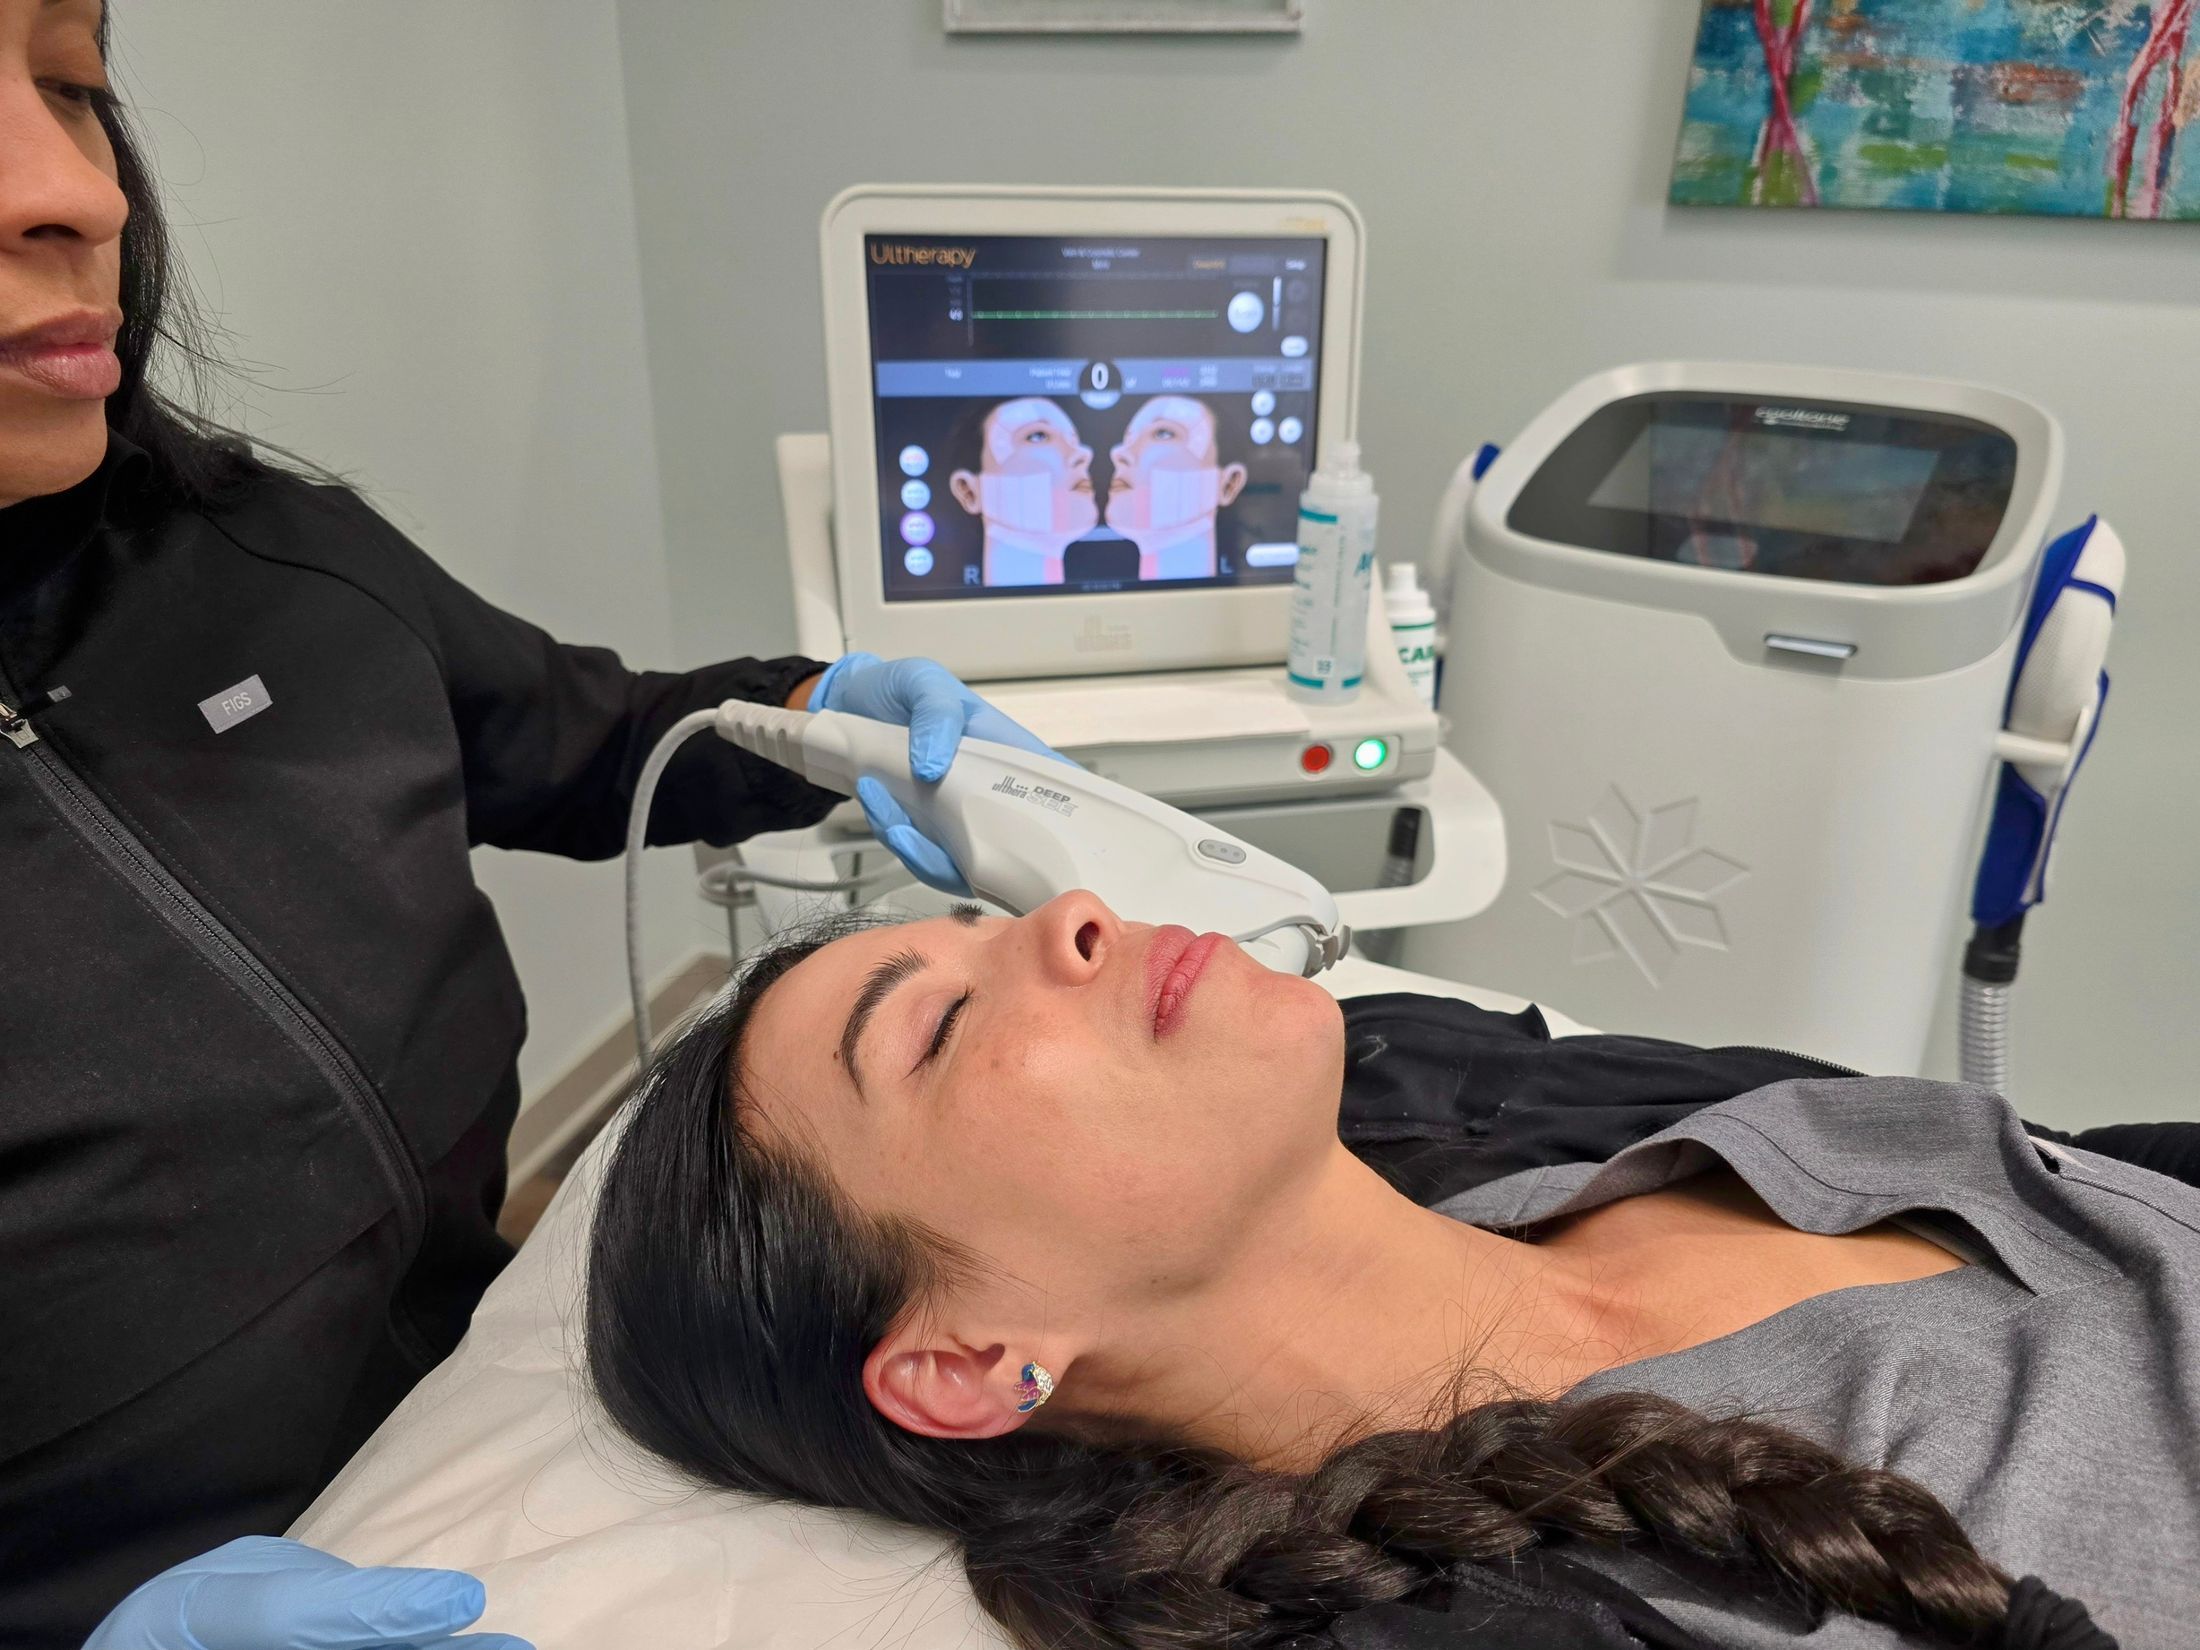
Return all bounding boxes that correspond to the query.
[1052,1147,1968,1469]
[1062,1147,1648,1468]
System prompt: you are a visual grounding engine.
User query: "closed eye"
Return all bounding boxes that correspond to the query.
[914,990,972,1072]
[40,79,110,108]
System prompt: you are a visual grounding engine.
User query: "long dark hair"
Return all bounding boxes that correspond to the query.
[95,12,281,510]
[585,920,2034,1650]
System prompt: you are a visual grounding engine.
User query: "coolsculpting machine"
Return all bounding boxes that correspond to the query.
[1406,362,2119,1077]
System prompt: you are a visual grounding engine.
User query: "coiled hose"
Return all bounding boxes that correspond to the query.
[1958,975,2012,1094]
[1958,917,2024,1095]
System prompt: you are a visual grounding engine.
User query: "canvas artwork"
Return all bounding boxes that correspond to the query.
[1672,0,2199,220]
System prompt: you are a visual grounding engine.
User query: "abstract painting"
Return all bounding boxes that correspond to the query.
[1671,0,2199,220]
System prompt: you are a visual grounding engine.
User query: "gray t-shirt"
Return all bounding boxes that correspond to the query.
[1434,1076,2200,1649]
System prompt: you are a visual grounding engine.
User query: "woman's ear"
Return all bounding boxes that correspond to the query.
[1218,462,1249,506]
[948,469,984,515]
[863,1331,1045,1440]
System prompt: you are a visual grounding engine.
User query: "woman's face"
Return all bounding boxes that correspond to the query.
[741,893,1346,1312]
[0,0,126,509]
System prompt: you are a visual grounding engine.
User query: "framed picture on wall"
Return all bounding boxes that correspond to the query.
[1671,0,2198,221]
[945,0,1302,34]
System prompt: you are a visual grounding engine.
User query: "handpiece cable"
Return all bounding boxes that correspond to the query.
[625,713,718,1066]
[623,712,913,1066]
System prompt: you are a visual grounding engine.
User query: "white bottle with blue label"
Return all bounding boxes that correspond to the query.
[1287,440,1379,705]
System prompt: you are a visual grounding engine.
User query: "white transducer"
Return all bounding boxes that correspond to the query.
[713,703,1351,979]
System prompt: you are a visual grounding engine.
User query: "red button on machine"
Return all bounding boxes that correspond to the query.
[1300,742,1333,775]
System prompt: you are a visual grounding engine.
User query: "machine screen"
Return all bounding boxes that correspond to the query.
[865,233,1326,601]
[1588,426,1941,544]
[1510,394,2019,585]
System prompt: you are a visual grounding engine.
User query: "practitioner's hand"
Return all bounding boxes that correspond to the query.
[82,1536,532,1650]
[809,652,1070,895]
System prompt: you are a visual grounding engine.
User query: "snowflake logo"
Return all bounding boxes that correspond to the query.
[1533,787,1748,987]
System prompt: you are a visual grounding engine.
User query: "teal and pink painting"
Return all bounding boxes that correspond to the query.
[1672,0,2199,220]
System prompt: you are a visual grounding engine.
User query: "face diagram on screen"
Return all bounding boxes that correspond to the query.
[866,233,1325,601]
[945,397,1098,586]
[1106,395,1250,581]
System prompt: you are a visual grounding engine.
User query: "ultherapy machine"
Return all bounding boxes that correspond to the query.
[753,185,1501,942]
[806,184,1433,801]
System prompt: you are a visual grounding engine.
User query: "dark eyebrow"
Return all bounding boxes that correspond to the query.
[835,908,984,1097]
[840,949,926,1099]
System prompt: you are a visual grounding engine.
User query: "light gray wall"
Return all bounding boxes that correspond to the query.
[618,0,2198,1129]
[118,2,709,1096]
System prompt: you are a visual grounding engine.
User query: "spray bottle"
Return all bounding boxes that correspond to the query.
[1287,441,1379,705]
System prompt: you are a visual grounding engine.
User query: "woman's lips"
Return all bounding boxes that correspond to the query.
[1147,927,1226,1037]
[0,312,123,400]
[0,344,120,399]
[1144,926,1193,1029]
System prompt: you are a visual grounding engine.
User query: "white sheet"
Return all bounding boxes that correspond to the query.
[289,960,1585,1648]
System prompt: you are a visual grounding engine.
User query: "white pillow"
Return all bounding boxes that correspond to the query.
[290,959,1582,1647]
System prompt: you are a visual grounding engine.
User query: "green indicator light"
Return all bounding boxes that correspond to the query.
[1351,738,1388,771]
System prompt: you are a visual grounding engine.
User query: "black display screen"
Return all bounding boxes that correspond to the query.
[1509,394,2018,586]
[864,233,1326,602]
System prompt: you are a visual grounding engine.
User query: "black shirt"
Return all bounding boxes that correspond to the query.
[0,441,835,1644]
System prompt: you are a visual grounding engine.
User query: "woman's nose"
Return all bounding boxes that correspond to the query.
[1026,891,1118,984]
[0,82,129,253]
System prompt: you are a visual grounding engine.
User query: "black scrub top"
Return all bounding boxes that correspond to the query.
[0,438,835,1645]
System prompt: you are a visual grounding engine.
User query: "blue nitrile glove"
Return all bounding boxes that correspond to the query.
[83,1537,532,1650]
[809,653,1068,896]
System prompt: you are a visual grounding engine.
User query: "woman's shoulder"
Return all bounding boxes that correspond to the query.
[189,461,414,560]
[82,455,471,684]
[146,459,453,632]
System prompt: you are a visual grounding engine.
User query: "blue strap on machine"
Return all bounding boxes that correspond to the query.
[1970,516,2118,928]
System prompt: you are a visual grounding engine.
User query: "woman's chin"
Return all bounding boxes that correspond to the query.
[0,404,110,507]
[1252,968,1345,1048]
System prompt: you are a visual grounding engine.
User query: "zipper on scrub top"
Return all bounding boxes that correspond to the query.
[0,684,68,747]
[0,684,430,1279]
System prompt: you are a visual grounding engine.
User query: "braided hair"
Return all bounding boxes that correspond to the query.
[585,920,2031,1650]
[964,1394,2013,1647]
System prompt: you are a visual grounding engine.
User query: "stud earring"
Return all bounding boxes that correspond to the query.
[1015,1361,1056,1414]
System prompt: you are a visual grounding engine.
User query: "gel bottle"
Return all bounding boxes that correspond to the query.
[1287,440,1380,705]
[1383,561,1438,710]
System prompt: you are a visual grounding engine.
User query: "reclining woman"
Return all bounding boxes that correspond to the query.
[586,894,2192,1650]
